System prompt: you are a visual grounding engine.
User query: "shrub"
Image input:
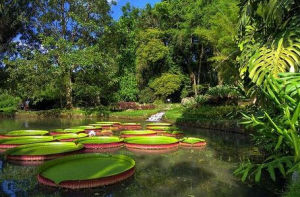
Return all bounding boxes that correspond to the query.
[182,105,243,120]
[206,85,240,98]
[139,87,156,103]
[205,85,240,105]
[181,97,196,108]
[117,102,139,110]
[0,93,21,112]
[140,104,155,110]
[118,70,139,102]
[149,73,184,101]
[195,95,209,105]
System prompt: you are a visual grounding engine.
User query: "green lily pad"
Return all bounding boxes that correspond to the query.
[96,122,120,124]
[70,126,101,130]
[147,123,172,126]
[75,136,123,144]
[91,123,113,126]
[147,126,178,131]
[121,130,156,135]
[5,130,49,136]
[38,153,135,184]
[181,137,205,144]
[0,136,54,145]
[5,142,83,156]
[121,123,140,125]
[167,131,184,134]
[54,133,88,140]
[124,136,178,145]
[52,129,84,133]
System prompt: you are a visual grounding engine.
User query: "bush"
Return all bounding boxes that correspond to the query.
[117,102,155,110]
[182,105,243,120]
[117,102,139,110]
[206,85,240,98]
[181,97,196,108]
[118,70,139,102]
[149,73,184,101]
[195,95,209,105]
[0,93,21,112]
[205,85,240,105]
[139,87,156,103]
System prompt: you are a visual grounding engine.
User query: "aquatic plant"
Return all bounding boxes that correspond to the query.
[75,136,123,149]
[38,153,135,189]
[3,130,49,136]
[5,142,83,160]
[0,136,54,148]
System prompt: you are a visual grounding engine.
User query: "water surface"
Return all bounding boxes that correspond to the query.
[0,118,275,197]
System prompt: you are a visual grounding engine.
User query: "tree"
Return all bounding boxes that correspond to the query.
[136,28,171,89]
[195,0,240,84]
[0,0,36,53]
[149,73,184,101]
[5,0,113,108]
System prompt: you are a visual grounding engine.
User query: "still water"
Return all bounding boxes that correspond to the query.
[0,118,275,197]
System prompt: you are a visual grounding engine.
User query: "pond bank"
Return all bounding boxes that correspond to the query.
[172,118,245,134]
[2,105,247,134]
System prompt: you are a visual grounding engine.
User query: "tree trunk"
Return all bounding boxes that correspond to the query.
[65,70,73,109]
[197,44,204,86]
[191,72,197,97]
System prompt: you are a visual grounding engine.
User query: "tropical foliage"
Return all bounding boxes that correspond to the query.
[0,0,242,109]
[234,0,300,183]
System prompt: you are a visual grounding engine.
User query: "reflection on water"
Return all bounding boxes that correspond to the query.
[0,118,276,197]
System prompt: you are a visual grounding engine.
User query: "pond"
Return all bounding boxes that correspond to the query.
[0,118,276,197]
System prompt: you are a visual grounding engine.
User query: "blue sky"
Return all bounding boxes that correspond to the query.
[110,0,161,20]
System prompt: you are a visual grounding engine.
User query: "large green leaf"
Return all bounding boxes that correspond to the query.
[249,37,300,86]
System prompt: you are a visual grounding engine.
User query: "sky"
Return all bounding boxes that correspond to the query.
[110,0,161,20]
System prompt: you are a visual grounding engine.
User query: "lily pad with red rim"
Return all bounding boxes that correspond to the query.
[37,153,135,189]
[75,136,123,149]
[5,142,83,161]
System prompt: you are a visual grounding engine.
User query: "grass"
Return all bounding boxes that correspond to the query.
[15,107,110,118]
[165,106,184,122]
[110,109,161,118]
[165,105,245,122]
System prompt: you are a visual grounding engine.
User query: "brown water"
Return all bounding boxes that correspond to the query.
[0,118,276,197]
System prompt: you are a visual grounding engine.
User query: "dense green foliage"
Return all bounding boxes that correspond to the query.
[0,0,241,108]
[234,0,300,184]
[0,93,21,112]
[0,0,300,192]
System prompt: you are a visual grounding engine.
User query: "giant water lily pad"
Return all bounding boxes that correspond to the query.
[180,137,206,148]
[51,129,84,134]
[121,130,156,135]
[181,137,205,144]
[93,123,113,126]
[147,126,178,131]
[0,136,54,145]
[75,136,123,144]
[71,126,101,130]
[96,122,120,125]
[5,142,83,156]
[125,136,178,145]
[147,123,172,126]
[121,123,140,125]
[75,136,123,149]
[5,130,49,136]
[38,153,135,188]
[54,133,88,141]
[0,136,54,148]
